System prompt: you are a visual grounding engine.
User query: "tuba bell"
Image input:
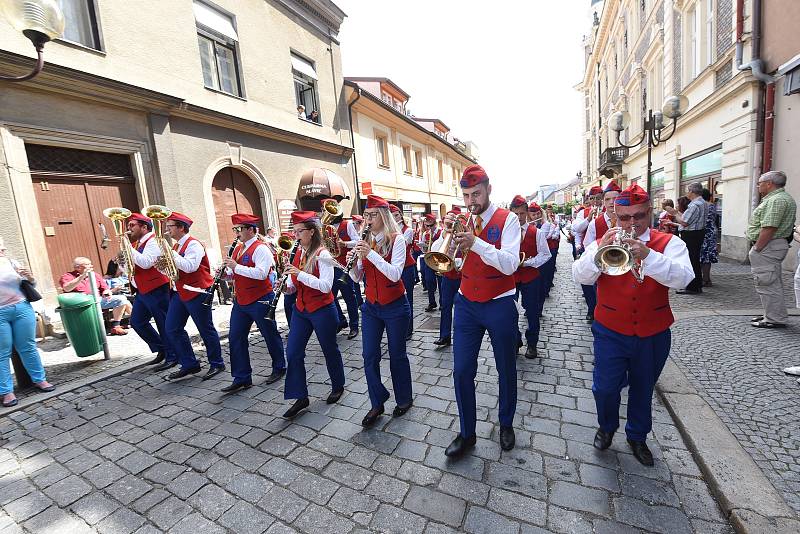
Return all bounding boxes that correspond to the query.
[143,204,179,282]
[103,207,135,291]
[274,235,295,275]
[424,213,472,273]
[320,199,343,257]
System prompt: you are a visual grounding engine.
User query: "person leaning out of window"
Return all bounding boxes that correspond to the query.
[0,237,55,408]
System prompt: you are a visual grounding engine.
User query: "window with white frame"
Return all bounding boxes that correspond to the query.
[685,1,715,82]
[194,0,243,97]
[706,0,715,67]
[414,149,424,177]
[58,0,101,49]
[402,144,412,174]
[292,53,320,121]
[375,133,390,168]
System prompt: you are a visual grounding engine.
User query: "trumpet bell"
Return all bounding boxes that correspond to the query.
[594,244,633,276]
[320,199,343,226]
[424,251,455,273]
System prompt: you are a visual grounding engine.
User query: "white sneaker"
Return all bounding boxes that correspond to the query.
[783,366,800,376]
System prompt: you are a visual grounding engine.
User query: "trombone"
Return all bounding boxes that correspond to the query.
[102,207,135,292]
[143,204,179,282]
[424,213,472,274]
[320,199,343,257]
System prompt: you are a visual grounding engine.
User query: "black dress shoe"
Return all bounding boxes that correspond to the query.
[221,381,252,393]
[593,429,615,450]
[347,327,359,340]
[167,367,201,380]
[202,366,225,381]
[153,361,178,372]
[516,338,524,354]
[676,289,702,295]
[433,337,451,347]
[627,439,654,466]
[524,346,538,359]
[265,369,286,385]
[425,304,437,312]
[499,426,515,451]
[146,351,166,365]
[361,405,384,427]
[326,388,344,404]
[337,322,348,333]
[585,313,594,323]
[283,398,309,419]
[392,402,412,417]
[444,434,477,457]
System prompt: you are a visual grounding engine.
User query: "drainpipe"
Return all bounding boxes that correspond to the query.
[347,87,362,213]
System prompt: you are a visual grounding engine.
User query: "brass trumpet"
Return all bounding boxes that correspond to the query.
[424,213,472,273]
[320,199,343,257]
[103,207,135,291]
[593,226,644,282]
[143,204,179,282]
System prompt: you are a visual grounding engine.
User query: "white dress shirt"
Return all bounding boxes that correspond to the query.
[520,222,552,268]
[584,212,612,246]
[572,228,695,289]
[402,226,414,246]
[285,248,334,294]
[171,234,205,274]
[571,209,591,249]
[460,203,521,299]
[129,232,160,289]
[350,233,406,283]
[229,236,274,280]
[336,221,360,249]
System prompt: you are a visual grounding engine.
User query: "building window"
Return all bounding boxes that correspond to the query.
[451,166,459,189]
[414,149,424,177]
[292,53,320,122]
[437,159,444,183]
[402,145,412,174]
[706,0,714,67]
[58,0,101,50]
[194,1,243,97]
[375,133,390,168]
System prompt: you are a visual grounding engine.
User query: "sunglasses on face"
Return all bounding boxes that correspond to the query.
[615,212,649,222]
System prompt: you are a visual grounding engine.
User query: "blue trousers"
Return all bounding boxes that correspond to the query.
[539,255,556,300]
[166,293,224,371]
[421,262,439,306]
[283,292,296,327]
[438,276,461,339]
[284,302,345,400]
[332,267,359,329]
[229,294,286,384]
[517,278,542,347]
[0,301,46,394]
[592,322,671,442]
[453,294,518,438]
[361,297,412,409]
[581,284,597,316]
[401,265,416,336]
[130,285,176,363]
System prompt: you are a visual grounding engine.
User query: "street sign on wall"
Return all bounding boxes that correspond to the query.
[277,199,298,233]
[361,181,373,195]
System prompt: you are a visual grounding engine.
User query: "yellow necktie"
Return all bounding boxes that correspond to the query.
[473,215,483,236]
[298,250,306,270]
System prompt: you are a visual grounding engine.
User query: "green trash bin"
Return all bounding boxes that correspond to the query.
[57,293,103,357]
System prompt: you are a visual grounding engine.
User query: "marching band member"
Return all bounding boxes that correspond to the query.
[418,214,441,312]
[584,180,622,245]
[511,200,551,358]
[348,195,413,426]
[573,184,693,466]
[572,186,604,321]
[411,217,423,284]
[446,165,520,456]
[537,204,559,301]
[222,214,286,392]
[163,213,225,380]
[277,231,298,329]
[350,215,365,308]
[390,204,417,340]
[126,212,178,371]
[282,211,346,419]
[432,206,463,348]
[323,200,360,340]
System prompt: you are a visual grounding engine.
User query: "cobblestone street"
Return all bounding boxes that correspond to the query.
[0,244,739,534]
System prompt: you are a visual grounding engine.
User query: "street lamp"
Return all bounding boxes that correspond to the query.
[0,0,64,82]
[609,94,689,195]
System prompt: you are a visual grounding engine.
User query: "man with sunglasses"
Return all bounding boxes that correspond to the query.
[573,184,693,467]
[418,214,441,312]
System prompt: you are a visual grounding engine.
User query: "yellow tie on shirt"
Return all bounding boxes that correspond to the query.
[473,215,483,236]
[298,249,306,270]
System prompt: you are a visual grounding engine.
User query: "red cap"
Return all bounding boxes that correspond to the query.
[167,212,193,226]
[129,213,152,225]
[510,195,527,208]
[291,211,320,225]
[528,202,542,212]
[366,194,389,209]
[448,206,462,215]
[352,214,364,222]
[588,186,604,196]
[423,213,437,222]
[604,180,621,193]
[615,184,650,206]
[388,204,400,214]
[460,164,489,188]
[231,213,260,227]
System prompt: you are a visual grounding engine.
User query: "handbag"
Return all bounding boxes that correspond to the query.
[20,279,42,302]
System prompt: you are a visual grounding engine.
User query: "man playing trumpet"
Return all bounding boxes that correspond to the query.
[571,185,604,321]
[572,184,693,466]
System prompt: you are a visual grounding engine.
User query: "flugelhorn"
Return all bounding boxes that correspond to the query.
[143,204,179,282]
[103,207,135,292]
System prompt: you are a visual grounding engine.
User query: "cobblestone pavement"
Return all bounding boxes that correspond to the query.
[0,244,733,533]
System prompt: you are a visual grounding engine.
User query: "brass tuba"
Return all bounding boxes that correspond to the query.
[103,207,135,289]
[143,204,179,282]
[424,213,472,273]
[593,226,644,282]
[319,199,343,257]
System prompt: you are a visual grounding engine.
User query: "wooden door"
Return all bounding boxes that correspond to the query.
[211,167,265,247]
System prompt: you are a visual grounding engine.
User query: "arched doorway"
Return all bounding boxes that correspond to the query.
[211,167,265,247]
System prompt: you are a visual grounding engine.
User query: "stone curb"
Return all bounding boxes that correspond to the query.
[657,313,800,533]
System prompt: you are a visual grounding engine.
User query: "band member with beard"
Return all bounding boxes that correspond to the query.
[389,204,417,340]
[445,165,521,457]
[348,195,413,427]
[573,184,693,466]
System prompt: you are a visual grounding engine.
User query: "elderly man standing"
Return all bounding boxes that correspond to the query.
[666,182,706,294]
[747,171,797,328]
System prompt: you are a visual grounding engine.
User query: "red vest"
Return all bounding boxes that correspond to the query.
[461,208,516,302]
[232,240,273,306]
[515,224,541,285]
[132,234,169,294]
[335,222,352,266]
[401,224,415,267]
[363,237,406,305]
[595,230,674,337]
[291,249,334,313]
[594,214,610,240]
[174,237,213,302]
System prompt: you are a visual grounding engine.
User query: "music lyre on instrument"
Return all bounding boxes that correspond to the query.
[143,205,179,282]
[102,207,135,293]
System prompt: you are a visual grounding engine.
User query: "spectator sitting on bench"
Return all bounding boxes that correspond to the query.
[59,257,131,336]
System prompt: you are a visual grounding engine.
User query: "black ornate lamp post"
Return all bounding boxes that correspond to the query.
[608,95,689,195]
[0,0,64,82]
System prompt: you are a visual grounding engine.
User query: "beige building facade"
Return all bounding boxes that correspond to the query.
[344,78,476,219]
[0,0,355,304]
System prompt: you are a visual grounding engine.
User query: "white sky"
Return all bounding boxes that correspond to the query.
[336,0,590,202]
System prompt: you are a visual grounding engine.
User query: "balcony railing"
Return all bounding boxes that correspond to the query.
[598,146,628,178]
